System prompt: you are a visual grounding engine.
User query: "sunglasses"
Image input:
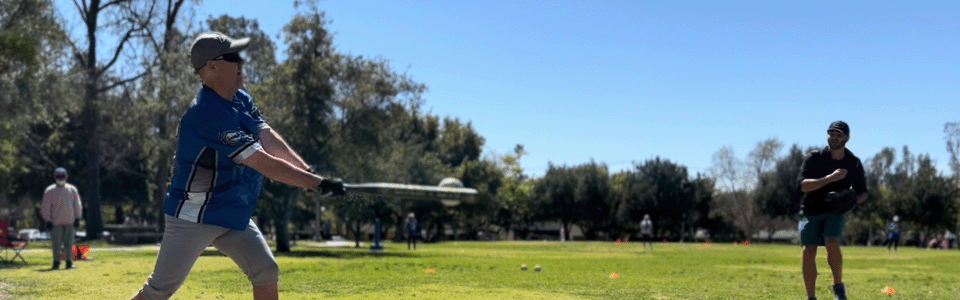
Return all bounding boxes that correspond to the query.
[212,52,244,63]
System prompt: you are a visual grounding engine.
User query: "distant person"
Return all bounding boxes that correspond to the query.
[945,230,955,249]
[797,121,868,300]
[883,215,902,254]
[640,214,654,252]
[927,235,942,249]
[41,167,82,270]
[406,213,420,250]
[129,32,345,300]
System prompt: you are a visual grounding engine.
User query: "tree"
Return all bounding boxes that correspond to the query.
[136,0,194,232]
[205,15,277,86]
[755,144,807,241]
[453,157,502,240]
[746,138,786,241]
[0,0,70,224]
[494,145,534,239]
[0,0,69,119]
[690,173,722,240]
[533,164,577,241]
[67,0,158,238]
[255,6,341,251]
[266,2,436,250]
[756,144,806,218]
[710,145,759,239]
[436,117,484,168]
[906,155,959,234]
[748,138,784,179]
[571,160,611,239]
[944,122,960,178]
[633,157,697,241]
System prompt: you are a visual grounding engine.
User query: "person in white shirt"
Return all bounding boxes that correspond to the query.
[41,167,82,270]
[640,214,653,252]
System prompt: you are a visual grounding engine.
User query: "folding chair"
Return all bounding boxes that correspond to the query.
[0,220,28,264]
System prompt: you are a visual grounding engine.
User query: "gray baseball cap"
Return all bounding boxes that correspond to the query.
[190,32,250,70]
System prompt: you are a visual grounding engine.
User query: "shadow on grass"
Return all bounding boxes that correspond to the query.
[0,262,30,270]
[196,247,427,259]
[0,263,81,273]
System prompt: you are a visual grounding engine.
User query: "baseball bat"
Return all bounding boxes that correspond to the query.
[336,182,478,206]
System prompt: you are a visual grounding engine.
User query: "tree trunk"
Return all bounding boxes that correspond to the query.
[82,104,104,239]
[81,0,103,240]
[393,216,404,242]
[273,188,301,252]
[680,222,686,242]
[353,219,362,248]
[153,149,170,234]
[114,203,124,224]
[314,200,322,240]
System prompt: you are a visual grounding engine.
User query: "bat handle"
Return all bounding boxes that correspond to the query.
[306,188,334,197]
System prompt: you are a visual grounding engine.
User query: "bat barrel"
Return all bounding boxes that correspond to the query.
[344,183,478,204]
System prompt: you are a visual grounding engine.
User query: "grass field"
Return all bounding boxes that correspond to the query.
[2,240,959,299]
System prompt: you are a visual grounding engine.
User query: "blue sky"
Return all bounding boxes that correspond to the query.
[66,1,960,177]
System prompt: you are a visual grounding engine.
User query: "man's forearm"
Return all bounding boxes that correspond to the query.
[800,177,833,193]
[244,150,321,190]
[260,128,309,170]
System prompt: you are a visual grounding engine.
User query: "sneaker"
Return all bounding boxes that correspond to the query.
[65,261,74,269]
[52,261,60,270]
[808,297,817,300]
[833,283,847,300]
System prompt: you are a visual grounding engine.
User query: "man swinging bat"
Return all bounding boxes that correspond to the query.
[129,32,345,300]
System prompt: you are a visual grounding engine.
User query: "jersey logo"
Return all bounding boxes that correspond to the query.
[219,130,253,146]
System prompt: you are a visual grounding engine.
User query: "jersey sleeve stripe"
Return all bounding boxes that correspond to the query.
[230,141,263,163]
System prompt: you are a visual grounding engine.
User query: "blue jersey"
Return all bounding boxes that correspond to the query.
[164,85,268,230]
[888,222,901,233]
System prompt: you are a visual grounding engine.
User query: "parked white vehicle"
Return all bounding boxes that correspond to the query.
[18,228,48,241]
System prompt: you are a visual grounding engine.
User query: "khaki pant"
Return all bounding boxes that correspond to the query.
[50,224,76,262]
[139,215,278,300]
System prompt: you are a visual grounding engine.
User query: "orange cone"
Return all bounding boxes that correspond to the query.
[425,269,435,274]
[609,273,620,279]
[881,286,895,294]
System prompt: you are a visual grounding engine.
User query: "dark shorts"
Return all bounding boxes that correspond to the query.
[798,213,846,246]
[888,232,901,241]
[641,234,652,242]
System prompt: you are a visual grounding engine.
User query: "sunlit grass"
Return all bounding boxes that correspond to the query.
[2,240,958,299]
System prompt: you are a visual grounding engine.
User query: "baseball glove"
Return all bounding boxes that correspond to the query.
[826,189,858,215]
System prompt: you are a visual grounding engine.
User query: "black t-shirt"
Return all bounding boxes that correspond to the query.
[798,147,868,215]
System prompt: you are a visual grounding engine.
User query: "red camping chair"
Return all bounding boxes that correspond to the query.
[0,220,27,264]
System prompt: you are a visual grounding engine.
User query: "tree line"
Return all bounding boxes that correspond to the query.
[3,0,960,250]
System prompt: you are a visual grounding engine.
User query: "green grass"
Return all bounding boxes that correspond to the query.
[2,241,959,299]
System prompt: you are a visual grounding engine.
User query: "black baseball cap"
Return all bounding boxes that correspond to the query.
[190,32,250,70]
[827,121,849,135]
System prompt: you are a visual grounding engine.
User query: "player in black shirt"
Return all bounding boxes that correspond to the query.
[797,121,868,300]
